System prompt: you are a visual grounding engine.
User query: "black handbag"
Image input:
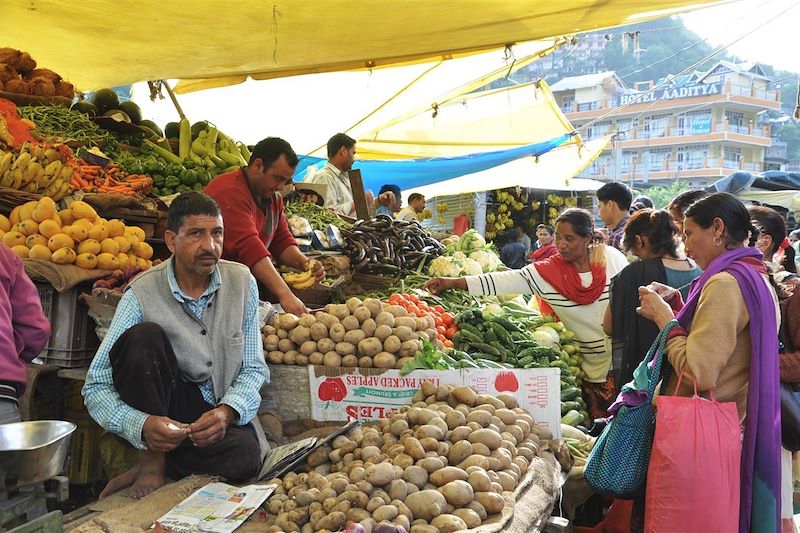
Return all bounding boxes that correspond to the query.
[780,381,800,452]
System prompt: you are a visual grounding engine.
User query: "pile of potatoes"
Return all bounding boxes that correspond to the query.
[262,384,548,533]
[262,297,444,369]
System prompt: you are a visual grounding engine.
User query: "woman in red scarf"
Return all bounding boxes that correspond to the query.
[426,208,628,418]
[530,224,558,262]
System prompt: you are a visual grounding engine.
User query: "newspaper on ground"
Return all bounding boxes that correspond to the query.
[154,482,276,533]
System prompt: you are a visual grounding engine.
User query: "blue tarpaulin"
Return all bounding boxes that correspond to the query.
[294,134,572,193]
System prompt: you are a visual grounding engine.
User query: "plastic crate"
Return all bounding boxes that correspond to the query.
[65,409,104,484]
[36,282,100,368]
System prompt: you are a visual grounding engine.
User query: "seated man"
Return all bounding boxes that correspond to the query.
[83,192,269,500]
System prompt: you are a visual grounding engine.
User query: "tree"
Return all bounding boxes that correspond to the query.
[640,181,692,209]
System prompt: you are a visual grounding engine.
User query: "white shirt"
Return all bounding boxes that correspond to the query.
[307,162,355,217]
[465,246,628,383]
[396,206,419,222]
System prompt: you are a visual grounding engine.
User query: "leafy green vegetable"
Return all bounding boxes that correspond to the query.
[400,340,452,375]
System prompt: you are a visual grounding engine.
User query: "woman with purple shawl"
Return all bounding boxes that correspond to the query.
[637,192,781,532]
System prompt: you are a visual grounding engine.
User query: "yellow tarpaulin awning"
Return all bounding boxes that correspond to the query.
[2,0,732,92]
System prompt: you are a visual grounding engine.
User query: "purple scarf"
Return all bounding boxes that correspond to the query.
[677,246,781,533]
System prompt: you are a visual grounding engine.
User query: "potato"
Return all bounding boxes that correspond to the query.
[283,351,298,365]
[309,351,325,365]
[417,456,445,473]
[316,511,346,531]
[323,351,342,367]
[445,410,466,430]
[296,354,309,365]
[431,514,468,533]
[299,340,317,355]
[362,298,383,318]
[262,324,277,335]
[375,312,395,328]
[468,428,503,450]
[392,326,416,342]
[290,325,312,344]
[308,322,328,341]
[380,335,400,354]
[346,508,372,523]
[458,454,490,470]
[393,316,417,330]
[278,313,300,330]
[399,340,421,358]
[276,328,287,339]
[415,424,444,441]
[465,500,488,520]
[356,337,382,358]
[471,442,491,456]
[329,323,346,342]
[374,324,393,341]
[339,315,358,331]
[496,471,517,491]
[343,329,366,345]
[315,312,339,329]
[384,304,407,317]
[335,342,356,356]
[450,426,472,443]
[359,356,374,368]
[447,440,473,465]
[264,334,279,351]
[402,465,428,488]
[403,437,426,460]
[278,338,296,352]
[430,466,468,487]
[478,395,506,410]
[453,508,481,529]
[373,352,397,369]
[419,437,439,452]
[451,386,478,406]
[467,470,492,492]
[325,304,351,320]
[409,526,439,533]
[341,354,358,367]
[267,351,284,364]
[346,297,364,311]
[352,306,372,324]
[298,313,316,328]
[440,479,474,507]
[404,490,447,522]
[474,491,505,514]
[365,462,397,486]
[361,318,377,337]
[390,419,409,437]
[466,409,492,428]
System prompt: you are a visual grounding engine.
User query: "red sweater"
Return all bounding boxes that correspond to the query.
[205,168,297,268]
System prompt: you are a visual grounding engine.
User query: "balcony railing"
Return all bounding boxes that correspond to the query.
[582,156,765,177]
[766,141,788,160]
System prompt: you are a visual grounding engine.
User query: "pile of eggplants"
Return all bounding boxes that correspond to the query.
[341,215,444,274]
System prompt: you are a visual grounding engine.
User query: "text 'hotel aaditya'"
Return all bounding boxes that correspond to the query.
[550,60,783,188]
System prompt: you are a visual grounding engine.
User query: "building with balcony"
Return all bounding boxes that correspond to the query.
[550,61,782,187]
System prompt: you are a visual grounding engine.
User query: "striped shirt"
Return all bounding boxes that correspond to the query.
[82,261,267,449]
[465,246,628,383]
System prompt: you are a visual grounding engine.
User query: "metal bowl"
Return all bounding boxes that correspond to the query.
[0,420,76,487]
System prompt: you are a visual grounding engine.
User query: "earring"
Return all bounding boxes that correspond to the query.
[713,236,722,247]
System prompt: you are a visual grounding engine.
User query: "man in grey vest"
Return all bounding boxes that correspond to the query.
[83,192,269,500]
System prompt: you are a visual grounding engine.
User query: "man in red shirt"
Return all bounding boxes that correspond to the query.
[205,137,323,315]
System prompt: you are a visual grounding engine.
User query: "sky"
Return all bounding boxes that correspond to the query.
[681,0,800,74]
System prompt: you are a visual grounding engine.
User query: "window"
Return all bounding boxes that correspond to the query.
[643,114,670,138]
[586,121,611,140]
[644,148,671,172]
[676,145,708,169]
[723,146,741,169]
[725,111,747,134]
[619,150,637,173]
[615,118,633,139]
[561,95,575,113]
[677,111,712,135]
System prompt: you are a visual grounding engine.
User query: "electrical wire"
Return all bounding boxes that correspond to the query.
[575,0,799,134]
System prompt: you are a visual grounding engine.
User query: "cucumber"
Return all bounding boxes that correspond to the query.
[472,352,499,362]
[561,409,584,426]
[458,329,483,344]
[561,401,579,415]
[561,387,581,401]
[469,343,501,357]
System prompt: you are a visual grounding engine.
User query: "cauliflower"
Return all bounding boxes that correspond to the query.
[457,229,487,252]
[452,251,467,261]
[428,256,462,278]
[459,258,483,276]
[469,250,500,273]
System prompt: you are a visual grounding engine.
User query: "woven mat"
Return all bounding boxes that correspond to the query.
[24,259,113,292]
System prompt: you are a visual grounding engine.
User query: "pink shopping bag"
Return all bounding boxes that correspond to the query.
[645,375,741,533]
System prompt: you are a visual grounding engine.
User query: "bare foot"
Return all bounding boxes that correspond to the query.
[99,466,138,499]
[130,450,167,500]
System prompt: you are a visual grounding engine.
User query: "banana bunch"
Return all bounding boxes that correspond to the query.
[419,208,432,220]
[189,125,251,174]
[565,197,578,208]
[280,265,315,290]
[436,202,449,213]
[0,142,73,200]
[546,194,565,207]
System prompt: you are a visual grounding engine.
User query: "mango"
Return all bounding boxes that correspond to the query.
[70,200,98,222]
[48,233,74,252]
[58,208,75,226]
[51,247,77,265]
[116,252,129,268]
[100,238,120,255]
[134,241,154,260]
[0,214,10,233]
[75,253,98,270]
[18,201,38,222]
[96,252,120,270]
[17,219,39,237]
[125,226,146,241]
[87,223,109,241]
[112,236,131,253]
[28,244,52,261]
[32,197,57,223]
[8,205,23,226]
[106,219,125,238]
[77,239,102,255]
[10,245,29,258]
[38,219,61,239]
[3,230,27,248]
[62,225,88,242]
[26,234,48,248]
[123,233,140,247]
[71,218,94,231]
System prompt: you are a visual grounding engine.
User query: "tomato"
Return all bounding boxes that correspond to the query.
[406,305,420,316]
[407,294,420,304]
[446,325,458,339]
[433,315,444,328]
[388,294,402,305]
[443,339,454,349]
[436,325,447,335]
[418,302,431,312]
[442,312,455,326]
[438,334,447,342]
[434,305,446,314]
